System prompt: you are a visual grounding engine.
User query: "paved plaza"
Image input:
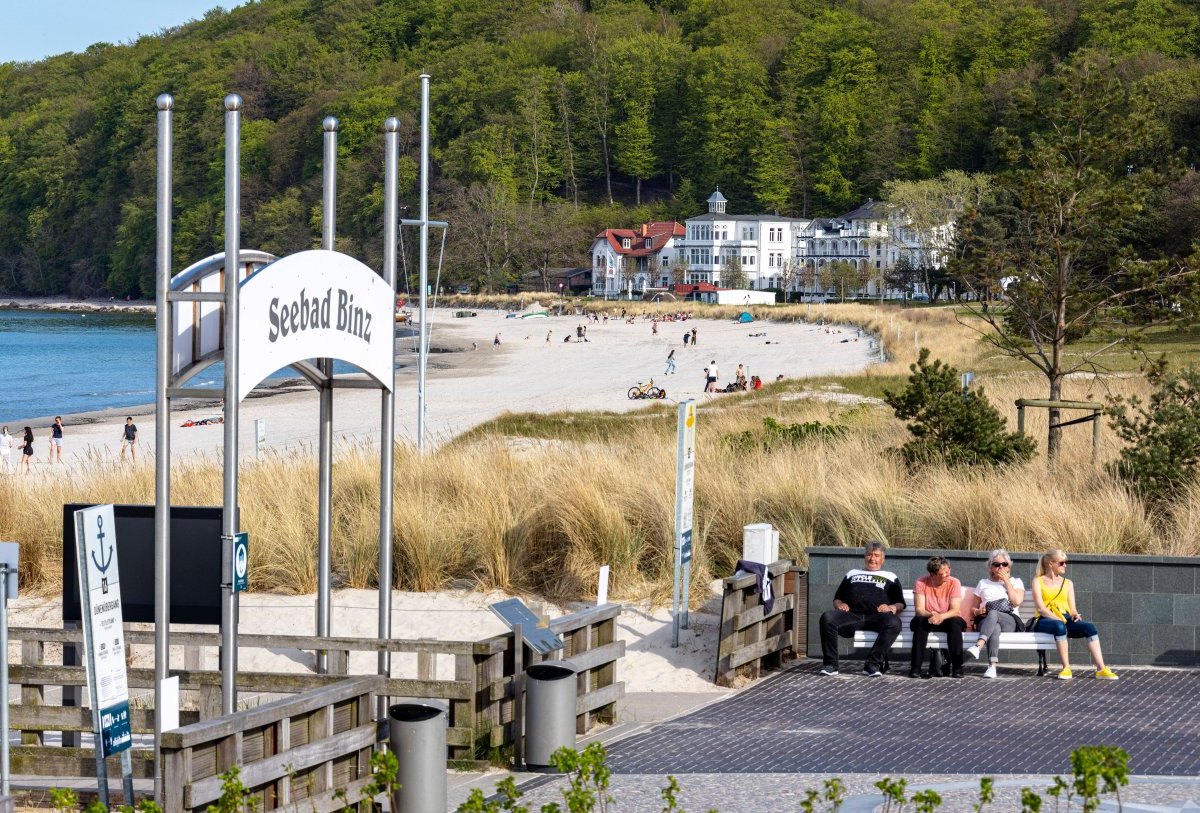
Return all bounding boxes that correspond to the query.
[508,661,1200,812]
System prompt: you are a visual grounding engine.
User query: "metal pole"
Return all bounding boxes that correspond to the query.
[316,116,338,674]
[1,564,10,797]
[221,93,242,716]
[417,74,431,453]
[153,92,174,804]
[379,117,400,688]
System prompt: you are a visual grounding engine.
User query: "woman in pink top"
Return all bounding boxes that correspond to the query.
[909,556,967,678]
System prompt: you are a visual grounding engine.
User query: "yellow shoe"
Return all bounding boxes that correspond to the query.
[1095,667,1119,680]
[1056,668,1073,680]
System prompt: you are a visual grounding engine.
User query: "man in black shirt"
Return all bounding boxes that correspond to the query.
[819,541,906,677]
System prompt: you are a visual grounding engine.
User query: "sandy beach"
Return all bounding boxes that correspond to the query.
[5,304,870,700]
[10,305,874,466]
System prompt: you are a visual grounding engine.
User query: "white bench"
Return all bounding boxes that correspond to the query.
[850,587,1057,675]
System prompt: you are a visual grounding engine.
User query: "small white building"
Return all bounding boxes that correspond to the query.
[714,289,776,306]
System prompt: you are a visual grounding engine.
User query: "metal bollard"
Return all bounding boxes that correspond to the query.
[524,661,579,770]
[387,700,448,813]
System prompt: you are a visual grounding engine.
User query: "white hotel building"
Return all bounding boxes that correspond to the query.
[590,190,951,298]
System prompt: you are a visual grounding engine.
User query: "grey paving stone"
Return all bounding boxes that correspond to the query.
[1173,595,1200,626]
[1121,564,1157,593]
[1092,591,1133,623]
[1132,594,1174,626]
[601,662,1200,777]
[1152,626,1197,665]
[1155,567,1196,595]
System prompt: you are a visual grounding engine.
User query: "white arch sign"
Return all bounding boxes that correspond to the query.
[237,249,394,402]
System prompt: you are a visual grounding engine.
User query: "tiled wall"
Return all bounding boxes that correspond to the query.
[805,546,1199,666]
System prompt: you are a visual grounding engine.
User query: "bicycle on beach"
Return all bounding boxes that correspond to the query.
[627,379,666,400]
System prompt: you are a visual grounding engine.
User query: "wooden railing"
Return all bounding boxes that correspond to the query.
[160,675,381,813]
[714,561,806,687]
[473,603,625,749]
[7,603,624,778]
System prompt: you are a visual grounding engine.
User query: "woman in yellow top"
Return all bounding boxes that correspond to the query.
[1031,549,1118,680]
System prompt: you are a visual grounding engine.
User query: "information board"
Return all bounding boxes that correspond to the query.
[489,598,564,655]
[74,505,132,757]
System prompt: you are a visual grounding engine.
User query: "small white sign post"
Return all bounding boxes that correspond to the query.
[0,541,19,797]
[672,400,696,648]
[74,505,134,808]
[255,418,266,458]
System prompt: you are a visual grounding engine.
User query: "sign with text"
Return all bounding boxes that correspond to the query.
[675,400,696,556]
[73,504,132,757]
[232,532,249,593]
[237,250,394,402]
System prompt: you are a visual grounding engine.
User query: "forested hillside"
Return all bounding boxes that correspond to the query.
[1,0,1199,298]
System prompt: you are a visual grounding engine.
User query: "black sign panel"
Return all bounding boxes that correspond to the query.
[63,504,226,625]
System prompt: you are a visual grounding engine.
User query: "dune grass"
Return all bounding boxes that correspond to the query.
[1,300,1191,604]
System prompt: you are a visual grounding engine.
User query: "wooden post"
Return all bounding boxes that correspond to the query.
[20,640,44,746]
[1092,409,1101,463]
[1017,400,1025,435]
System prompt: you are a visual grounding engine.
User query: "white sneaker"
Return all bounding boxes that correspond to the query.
[982,665,998,679]
[820,666,839,677]
[967,644,982,660]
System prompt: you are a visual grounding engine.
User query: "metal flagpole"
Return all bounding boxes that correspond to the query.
[1,563,10,797]
[153,92,174,804]
[316,116,338,674]
[417,75,431,453]
[221,93,242,715]
[379,117,400,688]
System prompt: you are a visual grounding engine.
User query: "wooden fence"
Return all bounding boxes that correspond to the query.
[7,602,623,779]
[714,561,806,687]
[161,676,381,813]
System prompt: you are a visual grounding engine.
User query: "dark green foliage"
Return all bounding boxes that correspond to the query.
[722,416,847,453]
[1108,365,1200,503]
[3,1,1200,296]
[884,349,1035,467]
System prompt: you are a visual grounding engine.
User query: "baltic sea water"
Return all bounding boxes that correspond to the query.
[0,310,345,425]
[0,310,161,424]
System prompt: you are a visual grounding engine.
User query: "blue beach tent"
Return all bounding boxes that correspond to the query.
[738,312,754,323]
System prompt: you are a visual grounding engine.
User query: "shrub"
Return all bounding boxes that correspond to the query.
[1108,365,1200,504]
[884,349,1035,467]
[722,417,847,453]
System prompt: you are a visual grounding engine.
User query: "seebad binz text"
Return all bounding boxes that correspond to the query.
[268,287,373,343]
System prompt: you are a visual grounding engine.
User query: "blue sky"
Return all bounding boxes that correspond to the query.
[3,1,249,64]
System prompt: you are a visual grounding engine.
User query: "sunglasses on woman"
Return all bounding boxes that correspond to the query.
[991,562,1010,568]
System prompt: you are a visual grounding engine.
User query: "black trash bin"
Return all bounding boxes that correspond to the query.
[387,700,447,813]
[524,660,578,770]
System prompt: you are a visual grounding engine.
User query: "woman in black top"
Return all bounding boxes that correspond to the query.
[19,427,33,473]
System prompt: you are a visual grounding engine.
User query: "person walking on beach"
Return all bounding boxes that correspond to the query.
[683,330,690,347]
[493,333,501,348]
[546,330,553,347]
[120,417,139,461]
[19,427,34,473]
[48,416,64,464]
[0,426,12,474]
[691,327,698,346]
[665,348,677,375]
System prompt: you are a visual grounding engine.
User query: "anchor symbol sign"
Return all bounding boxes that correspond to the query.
[92,514,115,594]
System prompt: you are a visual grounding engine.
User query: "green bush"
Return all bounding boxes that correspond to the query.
[1108,365,1200,504]
[723,417,847,453]
[884,349,1035,467]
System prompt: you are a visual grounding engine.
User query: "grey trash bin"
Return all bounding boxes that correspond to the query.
[524,660,578,770]
[388,699,448,813]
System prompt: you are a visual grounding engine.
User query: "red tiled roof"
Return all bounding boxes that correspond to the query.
[596,221,683,257]
[673,283,719,293]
